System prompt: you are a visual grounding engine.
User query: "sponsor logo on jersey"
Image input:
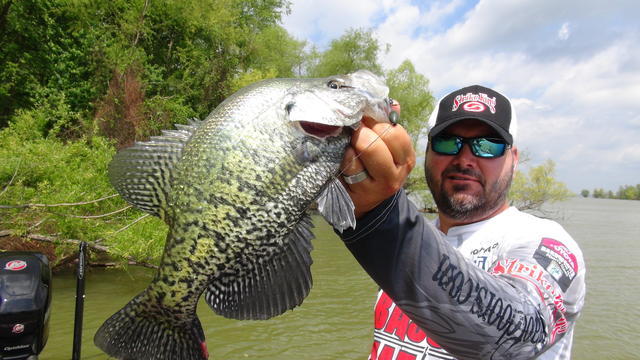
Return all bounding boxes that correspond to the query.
[491,258,569,342]
[533,238,578,292]
[371,291,454,360]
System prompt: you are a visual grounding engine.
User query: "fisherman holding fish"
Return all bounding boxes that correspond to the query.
[338,85,586,360]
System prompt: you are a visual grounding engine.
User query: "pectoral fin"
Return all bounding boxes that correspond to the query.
[316,178,356,233]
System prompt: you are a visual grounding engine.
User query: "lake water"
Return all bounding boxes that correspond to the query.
[37,197,639,359]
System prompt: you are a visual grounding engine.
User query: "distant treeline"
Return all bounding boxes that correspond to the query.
[580,185,640,200]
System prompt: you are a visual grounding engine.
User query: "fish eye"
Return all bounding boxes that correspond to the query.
[327,80,343,89]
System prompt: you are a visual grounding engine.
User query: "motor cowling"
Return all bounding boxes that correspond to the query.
[0,252,51,360]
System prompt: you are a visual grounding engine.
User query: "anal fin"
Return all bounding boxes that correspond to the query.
[204,216,315,320]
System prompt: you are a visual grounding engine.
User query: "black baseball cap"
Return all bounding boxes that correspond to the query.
[428,85,518,145]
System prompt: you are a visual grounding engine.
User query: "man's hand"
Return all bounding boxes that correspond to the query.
[340,111,416,218]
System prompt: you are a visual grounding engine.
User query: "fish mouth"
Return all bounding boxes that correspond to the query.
[297,121,344,139]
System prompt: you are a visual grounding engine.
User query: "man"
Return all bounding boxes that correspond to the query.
[338,85,586,360]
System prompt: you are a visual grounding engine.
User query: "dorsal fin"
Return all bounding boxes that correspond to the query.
[108,119,202,219]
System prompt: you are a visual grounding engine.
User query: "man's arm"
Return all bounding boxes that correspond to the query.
[339,189,585,359]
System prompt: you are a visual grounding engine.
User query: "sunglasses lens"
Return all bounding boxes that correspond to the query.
[472,138,507,158]
[431,136,461,155]
[431,135,508,158]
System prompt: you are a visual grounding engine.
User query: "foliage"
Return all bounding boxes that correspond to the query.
[0,113,167,263]
[242,25,307,78]
[589,185,640,200]
[509,159,573,213]
[307,28,383,77]
[230,25,307,91]
[385,61,434,206]
[0,0,106,131]
[385,60,434,147]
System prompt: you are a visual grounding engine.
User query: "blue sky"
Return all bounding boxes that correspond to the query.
[281,0,640,193]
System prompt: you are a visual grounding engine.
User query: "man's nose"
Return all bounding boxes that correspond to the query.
[452,142,477,166]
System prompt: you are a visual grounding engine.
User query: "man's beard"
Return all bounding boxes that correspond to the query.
[426,162,514,222]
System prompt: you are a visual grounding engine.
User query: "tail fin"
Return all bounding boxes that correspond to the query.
[94,291,208,360]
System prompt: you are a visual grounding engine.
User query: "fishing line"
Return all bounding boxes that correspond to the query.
[335,123,396,180]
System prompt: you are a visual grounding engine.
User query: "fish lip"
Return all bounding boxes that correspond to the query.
[295,121,345,139]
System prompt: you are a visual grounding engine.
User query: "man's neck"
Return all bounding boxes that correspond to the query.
[438,202,511,234]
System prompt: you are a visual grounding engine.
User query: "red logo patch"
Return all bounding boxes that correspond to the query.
[5,260,27,271]
[462,101,486,112]
[451,92,497,113]
[541,238,578,273]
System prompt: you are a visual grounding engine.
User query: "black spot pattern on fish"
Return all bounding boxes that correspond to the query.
[95,71,390,360]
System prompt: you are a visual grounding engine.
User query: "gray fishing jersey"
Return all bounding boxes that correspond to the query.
[339,190,586,360]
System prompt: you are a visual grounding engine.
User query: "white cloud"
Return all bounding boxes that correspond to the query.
[281,0,385,47]
[558,22,571,41]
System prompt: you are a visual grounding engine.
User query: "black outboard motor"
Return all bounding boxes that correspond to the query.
[0,252,51,360]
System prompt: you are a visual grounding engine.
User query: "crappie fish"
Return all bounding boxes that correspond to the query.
[94,70,392,359]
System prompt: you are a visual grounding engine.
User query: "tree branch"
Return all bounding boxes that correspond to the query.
[111,213,150,235]
[132,0,150,47]
[62,205,132,219]
[0,194,120,209]
[0,158,20,199]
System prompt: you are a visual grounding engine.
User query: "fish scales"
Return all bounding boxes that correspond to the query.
[95,70,391,359]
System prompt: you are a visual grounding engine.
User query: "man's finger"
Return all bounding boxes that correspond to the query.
[351,125,402,186]
[340,146,372,185]
[352,123,415,179]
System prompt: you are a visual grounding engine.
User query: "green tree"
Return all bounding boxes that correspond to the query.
[86,0,291,146]
[0,0,106,132]
[231,25,307,91]
[509,159,573,212]
[308,28,383,77]
[384,60,434,204]
[385,60,434,148]
[593,188,604,198]
[617,185,639,200]
[580,189,589,198]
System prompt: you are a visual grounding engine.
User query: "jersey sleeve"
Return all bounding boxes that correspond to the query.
[338,189,586,360]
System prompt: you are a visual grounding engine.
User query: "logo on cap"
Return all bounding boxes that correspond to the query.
[5,260,27,271]
[452,92,497,114]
